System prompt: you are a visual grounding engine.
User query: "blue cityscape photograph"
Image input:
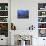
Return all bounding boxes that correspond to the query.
[17,10,29,18]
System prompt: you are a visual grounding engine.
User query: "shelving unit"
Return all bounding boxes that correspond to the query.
[0,10,8,11]
[38,3,46,37]
[38,28,46,29]
[38,10,46,11]
[0,3,8,37]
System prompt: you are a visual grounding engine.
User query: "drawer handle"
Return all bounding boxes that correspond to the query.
[1,39,3,40]
[43,39,45,40]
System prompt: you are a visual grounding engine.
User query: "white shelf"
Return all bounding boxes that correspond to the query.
[0,10,8,11]
[38,22,46,23]
[38,16,46,17]
[0,22,8,23]
[0,16,8,17]
[38,10,46,11]
[38,28,46,29]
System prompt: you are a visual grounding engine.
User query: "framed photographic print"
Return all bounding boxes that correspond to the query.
[17,10,29,19]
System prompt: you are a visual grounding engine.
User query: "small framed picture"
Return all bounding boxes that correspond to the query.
[17,10,29,19]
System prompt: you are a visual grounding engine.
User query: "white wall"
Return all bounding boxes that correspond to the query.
[11,0,38,30]
[11,0,46,30]
[11,0,38,45]
[11,0,46,46]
